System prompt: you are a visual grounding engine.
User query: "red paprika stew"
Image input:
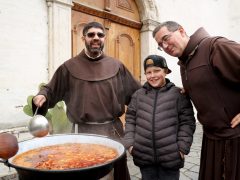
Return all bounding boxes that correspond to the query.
[12,143,118,170]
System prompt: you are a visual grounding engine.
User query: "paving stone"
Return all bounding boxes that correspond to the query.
[190,165,200,173]
[182,161,195,170]
[180,173,192,180]
[184,171,199,180]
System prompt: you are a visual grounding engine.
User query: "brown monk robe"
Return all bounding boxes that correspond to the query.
[33,50,140,180]
[33,22,140,180]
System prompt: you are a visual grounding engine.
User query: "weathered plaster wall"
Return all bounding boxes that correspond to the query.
[0,0,48,129]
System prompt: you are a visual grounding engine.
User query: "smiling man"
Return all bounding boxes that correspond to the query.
[83,25,105,58]
[32,21,141,180]
[153,21,240,180]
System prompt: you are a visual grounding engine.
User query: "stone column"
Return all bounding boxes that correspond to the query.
[46,0,73,79]
[140,19,160,84]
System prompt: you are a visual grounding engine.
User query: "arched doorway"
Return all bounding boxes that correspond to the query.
[47,0,159,82]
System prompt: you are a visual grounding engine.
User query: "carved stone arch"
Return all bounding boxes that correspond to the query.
[135,0,159,21]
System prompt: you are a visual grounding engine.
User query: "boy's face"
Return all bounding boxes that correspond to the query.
[145,66,167,88]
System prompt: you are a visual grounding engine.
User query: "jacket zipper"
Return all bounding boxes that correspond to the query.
[152,90,158,163]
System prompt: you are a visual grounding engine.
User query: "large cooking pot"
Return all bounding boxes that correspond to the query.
[4,134,125,180]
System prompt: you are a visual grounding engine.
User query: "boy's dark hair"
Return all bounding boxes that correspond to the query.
[82,22,105,36]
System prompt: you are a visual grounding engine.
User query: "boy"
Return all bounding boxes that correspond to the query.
[123,55,196,180]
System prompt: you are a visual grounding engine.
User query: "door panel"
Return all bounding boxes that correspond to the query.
[106,22,140,80]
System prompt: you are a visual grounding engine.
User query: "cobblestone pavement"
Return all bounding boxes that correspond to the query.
[0,122,202,180]
[128,122,203,180]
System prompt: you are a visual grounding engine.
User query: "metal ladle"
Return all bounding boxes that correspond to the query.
[28,107,50,137]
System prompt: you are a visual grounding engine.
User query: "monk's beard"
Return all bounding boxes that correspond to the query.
[85,41,104,58]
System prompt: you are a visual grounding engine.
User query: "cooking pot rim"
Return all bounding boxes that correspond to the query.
[7,133,125,172]
[8,157,120,173]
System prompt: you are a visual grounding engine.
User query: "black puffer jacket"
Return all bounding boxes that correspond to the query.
[123,79,196,169]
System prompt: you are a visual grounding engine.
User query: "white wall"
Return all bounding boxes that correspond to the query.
[0,0,48,129]
[155,0,240,87]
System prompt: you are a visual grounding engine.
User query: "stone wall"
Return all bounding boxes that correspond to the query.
[0,0,48,130]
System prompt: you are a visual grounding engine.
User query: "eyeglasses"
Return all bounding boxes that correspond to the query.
[85,32,105,38]
[157,29,178,51]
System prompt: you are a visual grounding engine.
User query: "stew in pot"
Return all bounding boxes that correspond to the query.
[12,143,118,170]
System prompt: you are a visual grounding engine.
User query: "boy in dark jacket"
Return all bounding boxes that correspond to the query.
[123,55,196,180]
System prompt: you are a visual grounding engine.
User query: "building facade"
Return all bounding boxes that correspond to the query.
[0,0,240,130]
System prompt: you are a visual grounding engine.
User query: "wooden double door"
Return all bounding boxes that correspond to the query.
[72,0,141,80]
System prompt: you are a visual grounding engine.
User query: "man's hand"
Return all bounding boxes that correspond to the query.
[33,95,46,107]
[231,113,240,128]
[178,87,186,94]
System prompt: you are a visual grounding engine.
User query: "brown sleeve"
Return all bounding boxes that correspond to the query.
[120,64,141,105]
[210,37,240,83]
[36,64,69,113]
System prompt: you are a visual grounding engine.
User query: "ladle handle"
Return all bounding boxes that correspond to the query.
[33,107,39,117]
[0,159,8,166]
